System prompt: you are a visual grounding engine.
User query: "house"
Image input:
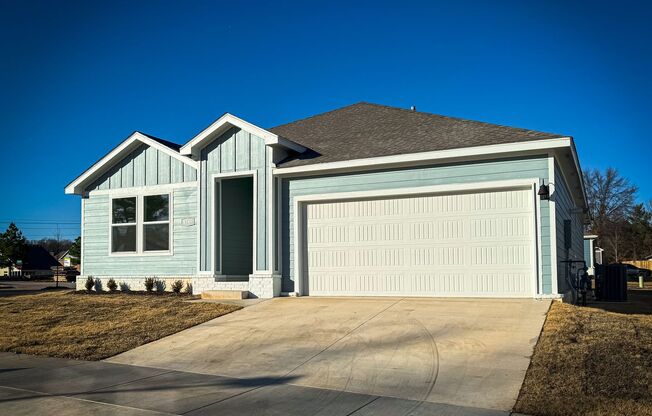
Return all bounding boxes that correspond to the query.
[56,249,79,269]
[15,245,61,278]
[583,234,602,276]
[65,103,586,299]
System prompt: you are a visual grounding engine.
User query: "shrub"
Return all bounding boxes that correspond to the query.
[107,278,118,292]
[84,276,94,292]
[93,278,103,292]
[154,279,166,292]
[185,282,193,294]
[171,280,184,294]
[144,277,155,292]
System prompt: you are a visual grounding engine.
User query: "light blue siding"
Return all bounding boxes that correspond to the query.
[87,144,197,191]
[82,186,197,276]
[199,127,268,272]
[540,202,553,294]
[554,163,584,293]
[281,155,552,293]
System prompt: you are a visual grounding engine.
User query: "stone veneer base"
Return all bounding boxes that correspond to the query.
[76,274,282,299]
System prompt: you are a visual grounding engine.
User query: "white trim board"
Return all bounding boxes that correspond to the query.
[107,191,174,258]
[274,137,574,176]
[548,155,559,296]
[274,136,586,210]
[210,170,258,276]
[66,132,198,195]
[87,181,197,197]
[292,178,541,297]
[80,198,85,276]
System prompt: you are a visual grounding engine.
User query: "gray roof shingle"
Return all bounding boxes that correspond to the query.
[269,102,565,167]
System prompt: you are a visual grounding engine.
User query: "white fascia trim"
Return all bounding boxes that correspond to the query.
[292,178,541,296]
[583,234,598,239]
[548,155,559,296]
[568,138,588,208]
[87,181,197,197]
[80,198,85,276]
[264,136,306,153]
[552,140,587,211]
[65,132,197,195]
[274,137,573,177]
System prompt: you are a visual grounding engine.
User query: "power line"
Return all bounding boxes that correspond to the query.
[0,220,79,224]
[11,227,79,231]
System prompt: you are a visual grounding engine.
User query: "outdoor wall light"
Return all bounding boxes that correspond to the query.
[538,181,550,200]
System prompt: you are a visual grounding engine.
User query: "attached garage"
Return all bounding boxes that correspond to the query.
[69,102,587,300]
[298,186,537,297]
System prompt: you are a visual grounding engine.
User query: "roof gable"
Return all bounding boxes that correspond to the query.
[180,113,305,157]
[65,132,196,195]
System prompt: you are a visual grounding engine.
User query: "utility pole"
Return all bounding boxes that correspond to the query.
[55,225,60,288]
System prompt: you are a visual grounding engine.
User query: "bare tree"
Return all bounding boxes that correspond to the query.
[583,167,637,263]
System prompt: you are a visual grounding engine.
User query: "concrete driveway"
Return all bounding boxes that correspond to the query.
[109,297,550,412]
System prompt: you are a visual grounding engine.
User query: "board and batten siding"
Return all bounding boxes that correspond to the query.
[199,127,268,272]
[554,162,584,293]
[82,186,197,276]
[281,155,554,293]
[88,144,196,191]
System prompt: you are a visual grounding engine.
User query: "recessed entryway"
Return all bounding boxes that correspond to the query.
[217,176,254,276]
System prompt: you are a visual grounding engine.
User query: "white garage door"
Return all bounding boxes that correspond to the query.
[303,188,535,297]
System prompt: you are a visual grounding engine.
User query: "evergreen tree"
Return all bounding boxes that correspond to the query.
[0,223,28,268]
[68,236,81,265]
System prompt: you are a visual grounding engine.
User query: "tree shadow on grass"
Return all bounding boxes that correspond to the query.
[586,289,652,315]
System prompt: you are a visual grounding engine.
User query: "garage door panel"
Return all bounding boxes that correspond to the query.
[304,188,535,297]
[307,272,533,297]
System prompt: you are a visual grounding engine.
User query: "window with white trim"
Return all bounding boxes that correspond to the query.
[143,194,170,252]
[110,194,171,254]
[111,197,137,253]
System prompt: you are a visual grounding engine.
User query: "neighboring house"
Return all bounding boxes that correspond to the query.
[56,250,79,269]
[16,245,61,278]
[65,102,586,299]
[583,234,601,276]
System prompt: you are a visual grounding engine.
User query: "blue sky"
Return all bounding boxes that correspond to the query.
[1,0,651,240]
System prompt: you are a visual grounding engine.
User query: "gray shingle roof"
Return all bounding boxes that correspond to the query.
[139,132,182,151]
[269,102,565,167]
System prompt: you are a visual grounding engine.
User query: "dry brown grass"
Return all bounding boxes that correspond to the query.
[515,290,652,416]
[0,291,240,361]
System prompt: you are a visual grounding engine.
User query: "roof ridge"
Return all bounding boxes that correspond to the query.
[349,102,565,138]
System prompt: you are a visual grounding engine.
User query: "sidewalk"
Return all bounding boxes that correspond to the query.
[0,353,507,415]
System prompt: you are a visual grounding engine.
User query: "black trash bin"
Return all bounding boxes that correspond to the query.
[603,264,628,301]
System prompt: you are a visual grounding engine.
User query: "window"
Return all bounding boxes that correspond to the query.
[143,194,170,251]
[110,193,171,254]
[111,197,137,253]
